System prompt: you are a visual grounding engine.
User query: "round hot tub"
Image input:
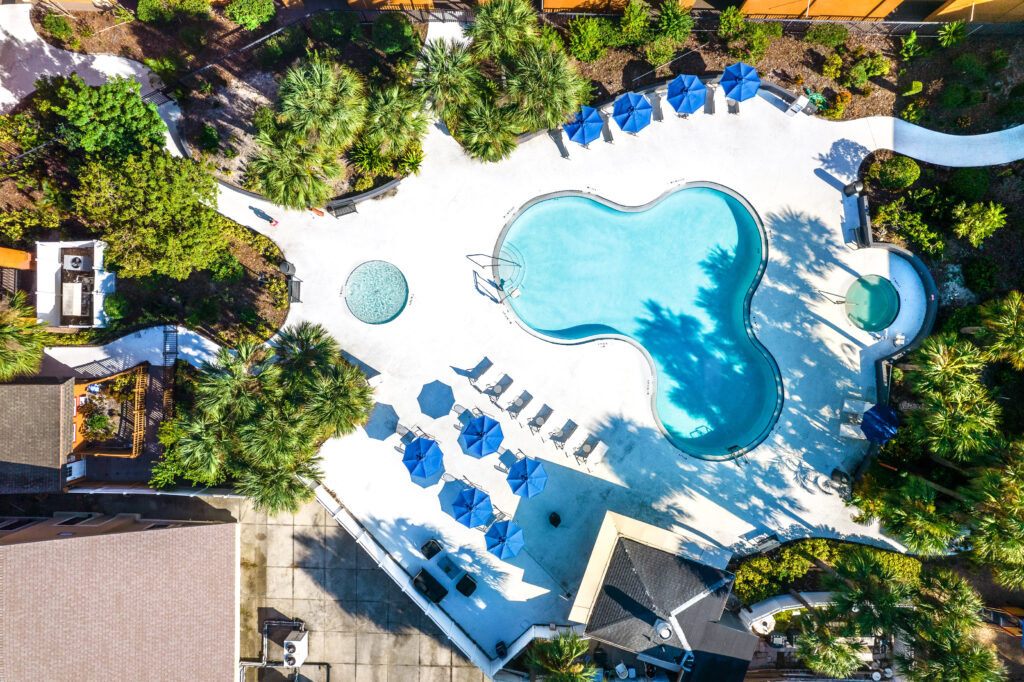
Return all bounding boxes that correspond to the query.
[846,275,900,332]
[344,260,408,324]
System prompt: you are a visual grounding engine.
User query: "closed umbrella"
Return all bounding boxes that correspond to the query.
[861,404,900,444]
[612,93,653,134]
[721,62,761,102]
[666,75,707,115]
[453,488,493,528]
[485,521,526,559]
[459,415,504,457]
[563,106,605,146]
[506,458,548,498]
[402,438,443,479]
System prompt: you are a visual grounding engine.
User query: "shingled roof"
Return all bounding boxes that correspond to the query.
[0,378,74,493]
[0,523,238,682]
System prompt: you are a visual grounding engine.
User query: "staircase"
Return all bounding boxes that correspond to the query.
[162,325,178,367]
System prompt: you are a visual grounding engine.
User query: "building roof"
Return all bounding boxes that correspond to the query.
[0,378,74,493]
[0,523,239,682]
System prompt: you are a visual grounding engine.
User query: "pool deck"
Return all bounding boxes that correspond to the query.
[211,88,931,665]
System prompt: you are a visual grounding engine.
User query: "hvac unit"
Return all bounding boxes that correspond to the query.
[283,630,308,668]
[63,254,91,271]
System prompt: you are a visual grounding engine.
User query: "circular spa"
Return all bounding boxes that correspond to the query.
[493,185,783,460]
[845,274,900,332]
[344,260,409,324]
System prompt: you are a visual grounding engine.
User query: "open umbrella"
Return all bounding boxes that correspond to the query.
[453,488,493,528]
[861,404,900,444]
[721,62,760,102]
[458,415,504,457]
[485,521,526,559]
[563,106,604,146]
[611,93,653,133]
[402,438,443,479]
[506,458,548,499]
[666,74,707,115]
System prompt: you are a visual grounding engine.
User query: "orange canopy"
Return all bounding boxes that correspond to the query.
[0,247,33,270]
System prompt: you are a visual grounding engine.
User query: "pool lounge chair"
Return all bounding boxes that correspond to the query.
[451,404,482,429]
[573,434,603,464]
[529,405,554,434]
[506,391,533,419]
[550,420,578,449]
[485,374,514,403]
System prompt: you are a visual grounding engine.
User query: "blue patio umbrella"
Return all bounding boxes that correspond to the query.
[485,521,526,560]
[402,438,443,479]
[721,62,761,102]
[861,404,900,444]
[453,487,494,528]
[611,93,653,134]
[666,75,707,115]
[506,458,548,499]
[458,415,504,457]
[563,106,604,146]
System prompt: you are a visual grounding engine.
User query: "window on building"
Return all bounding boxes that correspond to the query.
[0,518,37,531]
[56,515,91,526]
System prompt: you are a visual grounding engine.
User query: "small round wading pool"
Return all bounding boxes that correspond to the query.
[344,260,408,324]
[846,275,900,332]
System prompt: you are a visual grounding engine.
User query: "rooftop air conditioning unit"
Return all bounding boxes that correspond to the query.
[653,619,673,640]
[63,255,90,271]
[283,630,308,668]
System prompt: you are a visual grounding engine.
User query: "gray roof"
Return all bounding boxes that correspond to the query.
[585,538,757,680]
[0,378,74,493]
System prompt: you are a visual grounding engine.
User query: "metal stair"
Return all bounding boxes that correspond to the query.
[162,325,178,367]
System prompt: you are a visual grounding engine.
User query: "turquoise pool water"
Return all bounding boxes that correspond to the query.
[345,260,408,324]
[496,186,782,459]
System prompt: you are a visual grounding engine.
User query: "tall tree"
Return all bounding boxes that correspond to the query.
[826,548,914,637]
[795,618,864,679]
[507,43,591,131]
[0,291,48,381]
[981,291,1024,370]
[465,0,539,59]
[363,85,428,157]
[247,130,342,210]
[910,382,1001,463]
[277,59,366,151]
[882,477,961,556]
[414,39,482,120]
[908,332,986,396]
[457,100,520,162]
[968,448,1024,572]
[72,149,226,279]
[525,632,598,682]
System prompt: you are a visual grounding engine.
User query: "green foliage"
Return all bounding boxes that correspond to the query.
[225,0,275,30]
[937,20,967,48]
[899,30,922,61]
[199,123,219,153]
[43,13,73,41]
[0,208,59,245]
[797,621,864,679]
[45,74,166,156]
[567,17,607,62]
[209,251,244,282]
[137,0,210,23]
[178,24,208,51]
[822,52,843,80]
[143,52,186,86]
[308,12,362,46]
[363,84,427,157]
[372,13,419,58]
[872,155,920,190]
[874,198,943,255]
[820,89,850,119]
[277,58,366,150]
[656,2,693,42]
[949,166,989,202]
[255,26,307,68]
[951,201,1006,247]
[909,332,986,396]
[987,48,1008,73]
[0,112,45,151]
[252,105,277,136]
[952,53,986,82]
[901,98,926,123]
[457,100,519,163]
[537,24,564,51]
[726,20,780,64]
[981,291,1024,370]
[247,130,341,209]
[644,36,678,67]
[466,0,538,59]
[414,38,481,119]
[72,149,227,279]
[525,632,598,681]
[508,43,591,131]
[804,23,848,48]
[349,140,394,177]
[102,293,131,321]
[845,53,890,89]
[940,82,969,109]
[0,292,47,382]
[901,80,922,97]
[619,0,652,46]
[717,6,746,41]
[910,382,1002,463]
[962,256,999,297]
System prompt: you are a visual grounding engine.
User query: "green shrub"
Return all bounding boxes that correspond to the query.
[952,201,1007,247]
[372,13,418,58]
[899,30,922,61]
[875,198,944,255]
[538,24,564,51]
[872,155,920,190]
[252,106,277,135]
[940,82,968,109]
[619,0,652,46]
[178,24,208,51]
[863,53,890,77]
[309,12,363,45]
[717,5,746,41]
[822,52,843,80]
[225,0,275,30]
[937,19,967,48]
[804,22,848,48]
[209,251,244,282]
[963,256,999,296]
[900,99,925,123]
[199,123,219,153]
[901,80,922,96]
[255,26,307,68]
[144,52,186,86]
[567,17,607,62]
[950,166,990,202]
[820,89,851,120]
[350,140,394,177]
[352,175,374,193]
[644,36,678,67]
[43,13,73,41]
[846,60,870,89]
[988,48,1009,73]
[952,53,986,82]
[137,0,210,23]
[835,545,922,585]
[102,293,131,321]
[656,1,693,42]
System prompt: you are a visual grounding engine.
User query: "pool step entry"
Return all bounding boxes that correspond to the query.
[495,245,526,294]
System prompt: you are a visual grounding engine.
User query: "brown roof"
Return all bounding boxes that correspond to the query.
[0,378,74,493]
[0,523,239,681]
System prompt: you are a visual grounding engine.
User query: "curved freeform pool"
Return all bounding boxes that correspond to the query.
[494,185,783,459]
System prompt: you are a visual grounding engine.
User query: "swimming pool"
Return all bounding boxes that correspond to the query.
[846,275,900,332]
[494,185,783,459]
[345,260,409,324]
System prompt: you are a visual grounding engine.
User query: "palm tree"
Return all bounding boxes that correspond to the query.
[238,411,314,469]
[414,39,482,120]
[458,100,520,162]
[174,413,227,483]
[992,562,1024,590]
[795,620,864,679]
[364,85,428,158]
[827,548,913,637]
[234,463,319,515]
[277,58,367,150]
[195,341,281,424]
[0,291,48,382]
[882,476,960,556]
[913,569,983,633]
[981,290,1024,369]
[968,453,1024,567]
[908,332,986,396]
[247,130,342,210]
[910,383,1002,463]
[306,362,375,439]
[466,0,538,59]
[273,321,340,388]
[507,43,591,131]
[524,632,598,682]
[898,627,1004,682]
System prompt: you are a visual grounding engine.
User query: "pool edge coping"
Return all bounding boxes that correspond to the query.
[489,181,786,462]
